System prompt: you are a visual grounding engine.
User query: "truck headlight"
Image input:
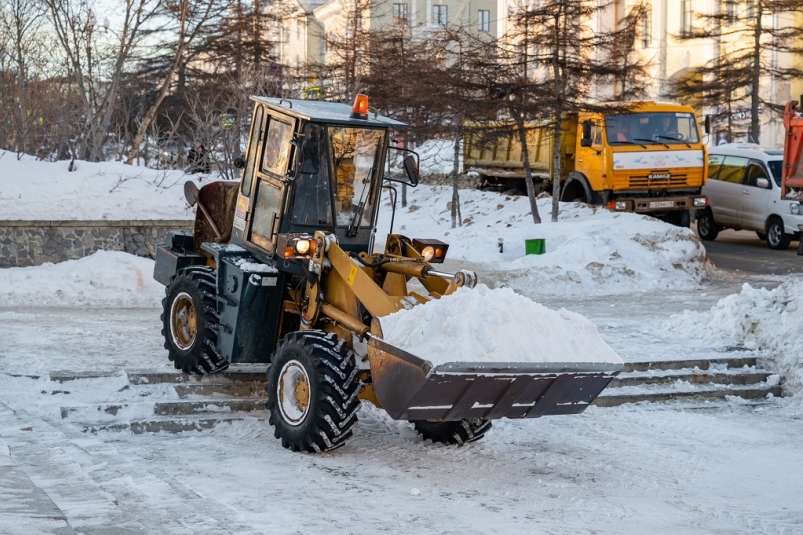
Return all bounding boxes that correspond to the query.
[615,201,627,211]
[694,197,708,207]
[791,203,801,215]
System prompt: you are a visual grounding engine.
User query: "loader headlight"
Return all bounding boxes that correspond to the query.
[412,238,449,264]
[277,233,316,259]
[791,203,801,215]
[294,238,311,255]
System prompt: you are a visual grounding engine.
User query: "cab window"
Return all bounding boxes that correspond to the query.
[291,124,333,226]
[261,117,294,176]
[716,156,749,184]
[241,106,265,197]
[329,127,384,228]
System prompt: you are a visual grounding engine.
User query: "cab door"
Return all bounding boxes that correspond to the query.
[739,160,773,231]
[246,113,296,256]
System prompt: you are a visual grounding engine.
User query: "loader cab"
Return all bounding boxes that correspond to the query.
[231,96,406,264]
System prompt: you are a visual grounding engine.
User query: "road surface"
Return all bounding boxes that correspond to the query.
[695,225,802,276]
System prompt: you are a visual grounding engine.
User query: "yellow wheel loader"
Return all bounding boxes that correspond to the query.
[153,95,622,452]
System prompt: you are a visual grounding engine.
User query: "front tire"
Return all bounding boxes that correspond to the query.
[411,419,492,446]
[161,267,228,374]
[267,331,361,453]
[696,209,719,241]
[669,209,691,228]
[766,218,792,250]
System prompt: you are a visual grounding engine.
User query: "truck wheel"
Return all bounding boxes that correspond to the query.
[161,267,228,374]
[696,209,719,241]
[766,217,791,250]
[410,418,492,446]
[267,331,361,453]
[670,210,691,228]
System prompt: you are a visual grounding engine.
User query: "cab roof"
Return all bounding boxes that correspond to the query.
[251,97,407,128]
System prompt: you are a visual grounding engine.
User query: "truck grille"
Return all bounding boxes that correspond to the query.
[626,173,689,189]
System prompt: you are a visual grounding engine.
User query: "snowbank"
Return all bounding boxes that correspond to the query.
[665,280,803,399]
[376,185,710,296]
[0,251,163,307]
[379,284,623,366]
[0,150,215,220]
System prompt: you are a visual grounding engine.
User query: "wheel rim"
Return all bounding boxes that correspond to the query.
[768,223,782,246]
[277,360,311,426]
[170,292,197,350]
[699,214,710,235]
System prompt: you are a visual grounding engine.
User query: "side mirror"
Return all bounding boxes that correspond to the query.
[234,157,245,169]
[704,115,711,135]
[580,120,592,147]
[756,177,770,189]
[183,180,200,207]
[403,154,420,186]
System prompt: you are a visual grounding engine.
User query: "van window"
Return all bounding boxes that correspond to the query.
[768,160,782,186]
[744,163,770,187]
[716,156,749,184]
[707,154,724,180]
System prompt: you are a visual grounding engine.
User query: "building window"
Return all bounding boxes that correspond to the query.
[478,9,490,32]
[641,9,652,47]
[725,0,737,25]
[680,0,692,38]
[746,0,756,21]
[393,3,408,25]
[433,4,447,27]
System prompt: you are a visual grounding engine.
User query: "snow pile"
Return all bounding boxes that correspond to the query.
[665,280,803,398]
[0,150,216,220]
[376,185,710,296]
[379,284,623,366]
[0,250,163,307]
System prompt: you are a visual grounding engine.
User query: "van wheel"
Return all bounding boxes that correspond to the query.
[766,218,791,250]
[696,209,719,241]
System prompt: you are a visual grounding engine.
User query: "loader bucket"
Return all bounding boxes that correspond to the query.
[367,325,621,422]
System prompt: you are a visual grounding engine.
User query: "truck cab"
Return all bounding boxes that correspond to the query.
[563,102,708,226]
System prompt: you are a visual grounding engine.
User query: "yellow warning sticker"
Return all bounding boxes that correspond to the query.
[347,265,358,286]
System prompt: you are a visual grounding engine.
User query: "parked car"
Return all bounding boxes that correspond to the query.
[697,144,803,250]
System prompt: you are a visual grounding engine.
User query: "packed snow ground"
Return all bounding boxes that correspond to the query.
[1,145,802,534]
[0,149,213,220]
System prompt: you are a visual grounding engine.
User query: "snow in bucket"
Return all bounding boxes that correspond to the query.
[378,284,623,367]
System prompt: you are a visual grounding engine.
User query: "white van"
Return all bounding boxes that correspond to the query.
[697,144,803,250]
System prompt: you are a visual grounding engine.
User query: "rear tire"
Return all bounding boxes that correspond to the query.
[161,267,228,374]
[266,331,361,453]
[696,209,719,241]
[766,217,791,250]
[669,210,691,228]
[411,419,492,446]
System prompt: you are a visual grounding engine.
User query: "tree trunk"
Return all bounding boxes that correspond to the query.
[451,132,462,228]
[550,9,563,223]
[750,4,762,144]
[513,109,542,225]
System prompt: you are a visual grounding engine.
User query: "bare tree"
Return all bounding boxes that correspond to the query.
[125,0,223,164]
[677,0,803,143]
[45,0,154,162]
[0,0,48,157]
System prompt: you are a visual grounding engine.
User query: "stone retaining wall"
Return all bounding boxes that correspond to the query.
[0,220,193,268]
